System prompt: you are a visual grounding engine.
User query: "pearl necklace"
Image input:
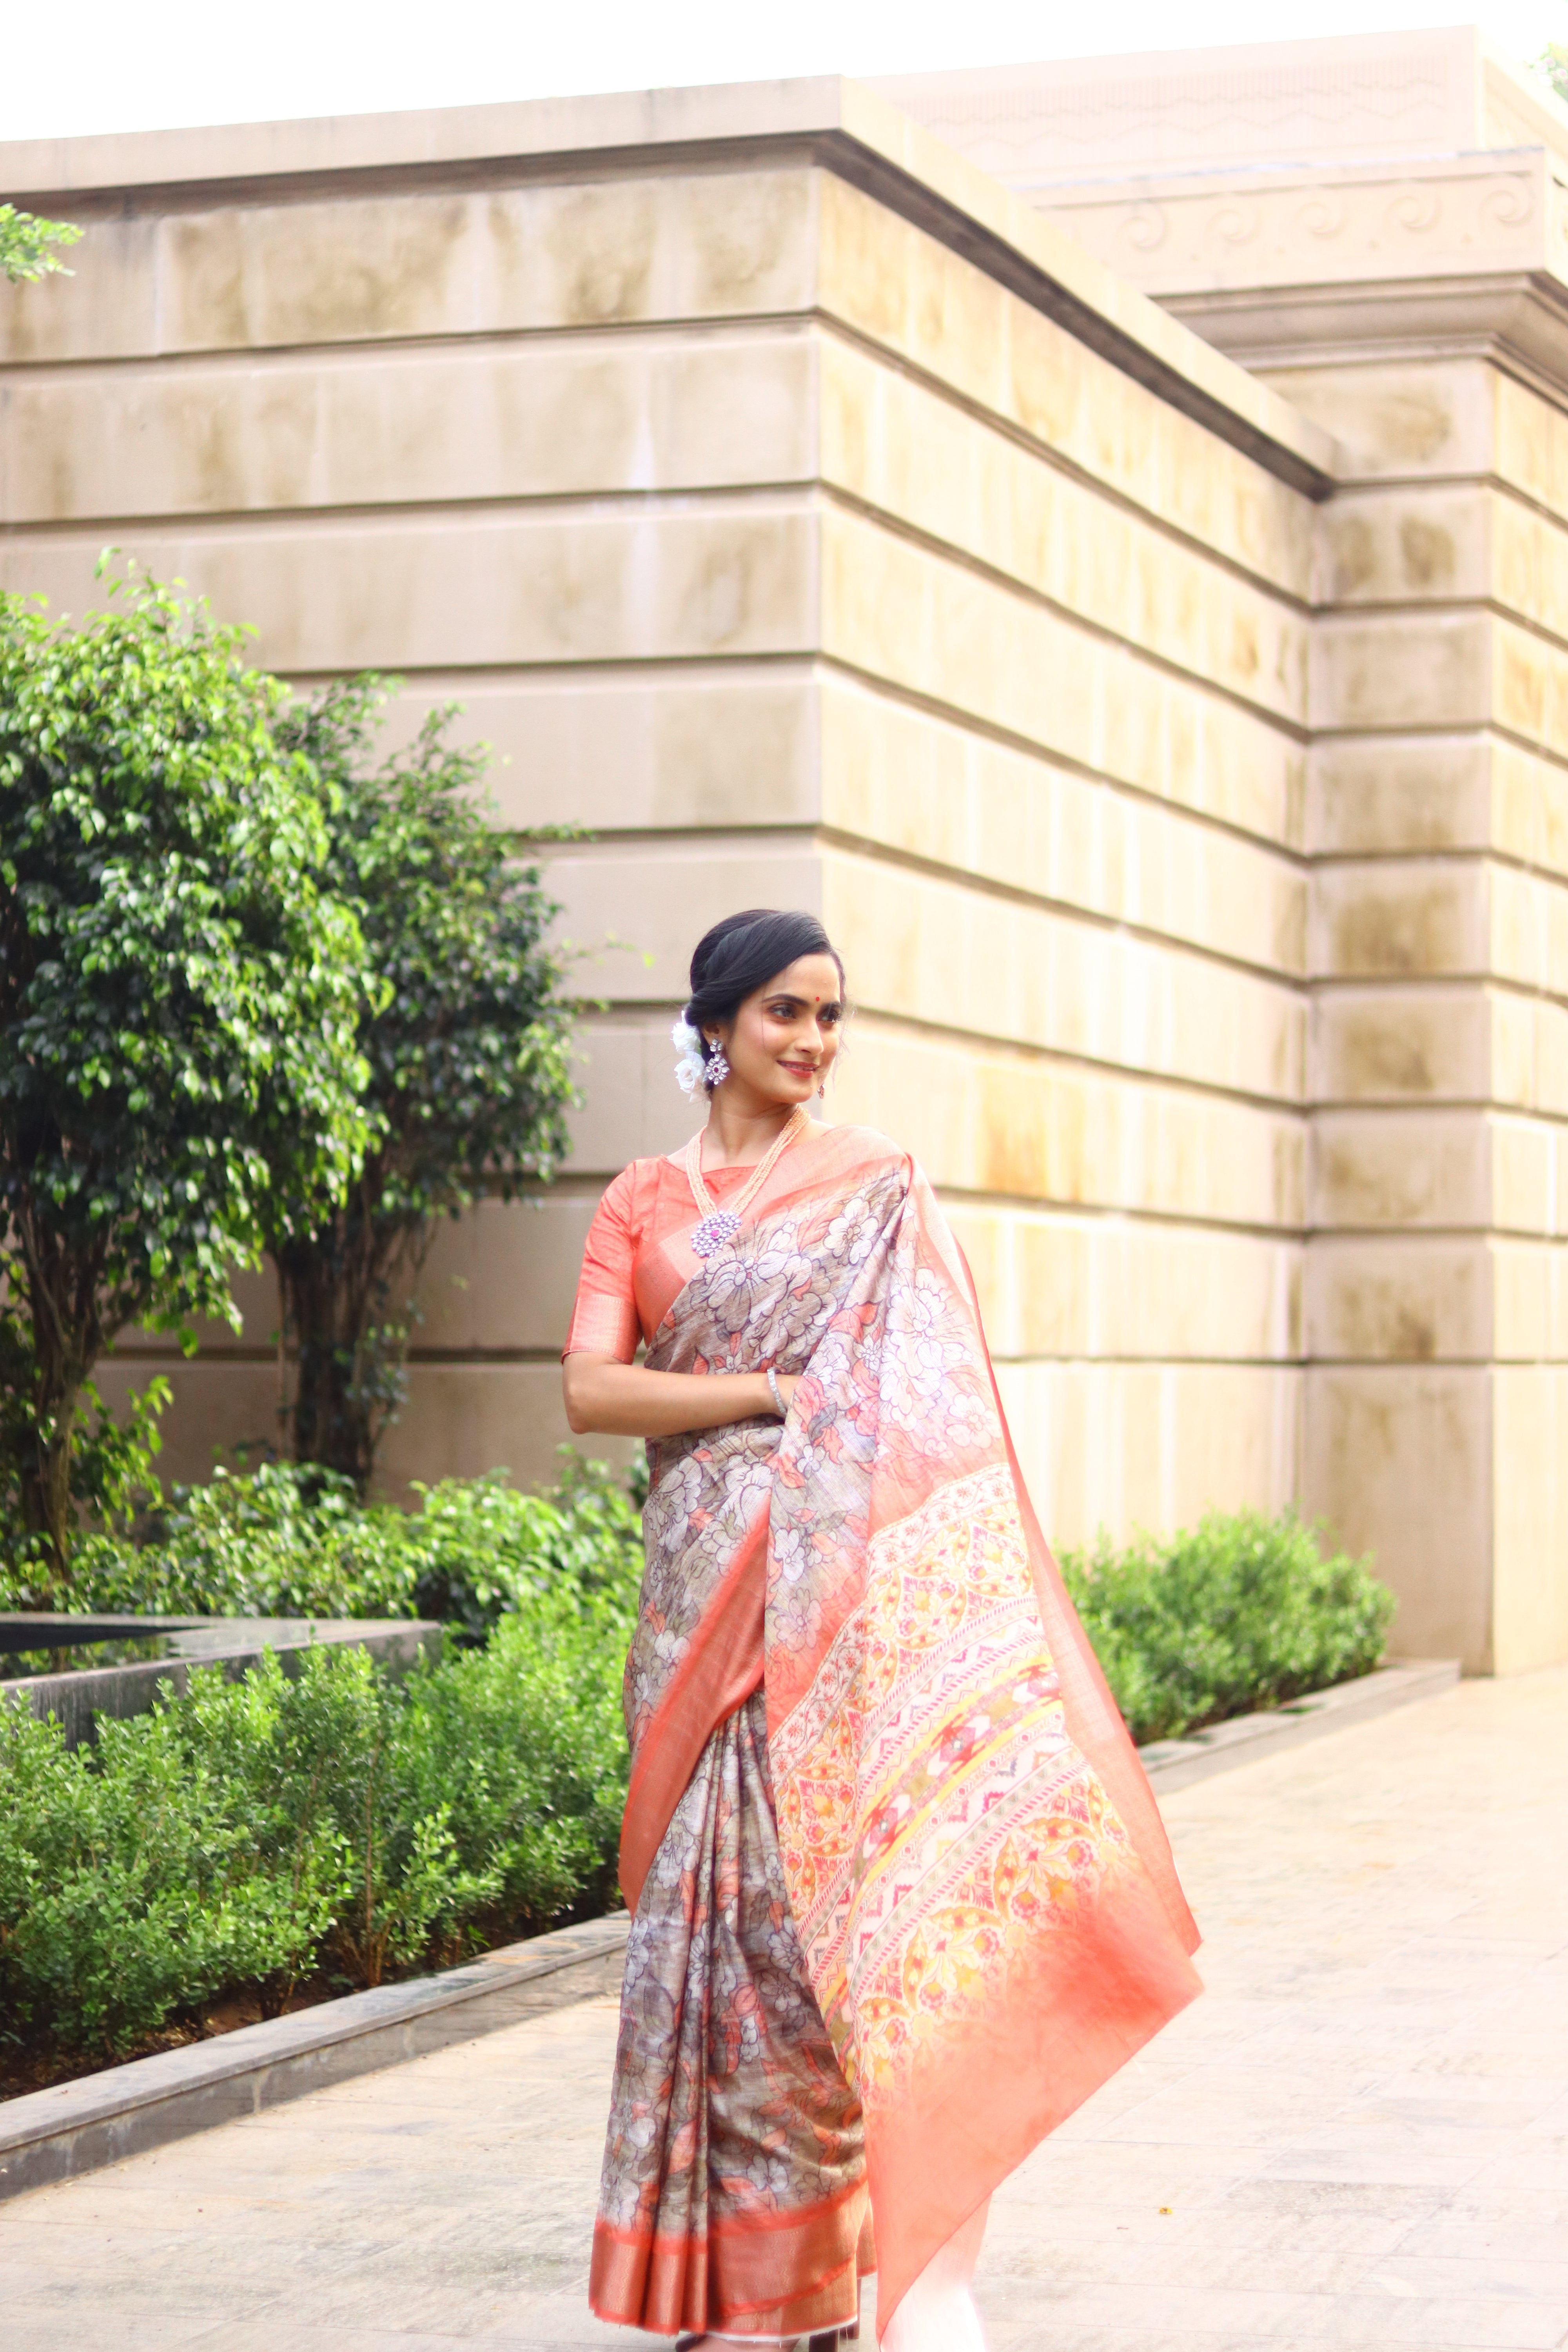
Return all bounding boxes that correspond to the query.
[684,1106,809,1259]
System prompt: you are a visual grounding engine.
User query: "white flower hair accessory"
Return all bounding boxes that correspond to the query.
[672,1016,708,1098]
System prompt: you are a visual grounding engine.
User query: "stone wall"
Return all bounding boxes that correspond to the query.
[1284,358,1568,1677]
[1,62,1562,1670]
[876,31,1568,1671]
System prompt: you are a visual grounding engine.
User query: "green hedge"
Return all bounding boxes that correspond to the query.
[0,1590,633,2059]
[0,1474,1394,2076]
[1,1456,641,2069]
[1059,1507,1396,1745]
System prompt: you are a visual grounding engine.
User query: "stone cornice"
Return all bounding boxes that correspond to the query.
[1033,145,1568,402]
[1165,273,1568,405]
[1034,148,1565,300]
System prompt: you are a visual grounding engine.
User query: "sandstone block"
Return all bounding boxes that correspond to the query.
[1490,988,1568,1118]
[1489,862,1568,996]
[819,674,1306,962]
[1311,984,1488,1102]
[396,666,820,838]
[1317,485,1486,607]
[832,1016,1305,1227]
[1491,1235,1568,1359]
[90,1358,283,1491]
[1257,355,1493,482]
[1492,491,1568,646]
[1312,1108,1490,1229]
[374,1361,638,1499]
[11,169,817,363]
[1492,1365,1568,1673]
[1494,613,1568,759]
[564,1016,710,1174]
[1311,612,1489,731]
[1310,859,1486,978]
[1303,1364,1494,1668]
[999,1359,1303,1554]
[409,1193,603,1351]
[0,212,160,365]
[1491,1114,1568,1237]
[1308,735,1490,858]
[1492,739,1568,878]
[1305,1235,1491,1362]
[0,501,818,676]
[1496,367,1568,532]
[545,837,822,1007]
[0,328,818,523]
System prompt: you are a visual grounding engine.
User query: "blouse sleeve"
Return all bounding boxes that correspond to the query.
[563,1165,642,1362]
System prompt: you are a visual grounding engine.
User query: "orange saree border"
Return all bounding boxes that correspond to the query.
[866,1866,1200,2323]
[590,2175,871,2339]
[618,1499,769,1912]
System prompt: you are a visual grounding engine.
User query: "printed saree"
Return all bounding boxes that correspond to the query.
[567,1122,1201,2342]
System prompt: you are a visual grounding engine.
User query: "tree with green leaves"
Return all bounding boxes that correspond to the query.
[1537,45,1568,105]
[0,204,81,283]
[0,571,375,1591]
[268,679,577,1492]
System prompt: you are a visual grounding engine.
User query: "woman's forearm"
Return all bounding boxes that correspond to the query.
[563,1352,790,1439]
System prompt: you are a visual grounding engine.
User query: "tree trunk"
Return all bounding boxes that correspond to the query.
[18,1386,79,1594]
[12,1219,103,1599]
[276,1198,427,1493]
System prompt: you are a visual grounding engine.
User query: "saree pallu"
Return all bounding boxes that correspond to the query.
[583,1125,1201,2341]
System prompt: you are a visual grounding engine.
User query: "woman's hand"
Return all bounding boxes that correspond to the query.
[563,1354,799,1440]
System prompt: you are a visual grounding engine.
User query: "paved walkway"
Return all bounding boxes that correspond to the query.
[2,1670,1565,2350]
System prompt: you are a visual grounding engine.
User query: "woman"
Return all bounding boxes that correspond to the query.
[563,909,1201,2351]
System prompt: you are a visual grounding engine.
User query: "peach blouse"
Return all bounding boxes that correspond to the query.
[564,1154,760,1363]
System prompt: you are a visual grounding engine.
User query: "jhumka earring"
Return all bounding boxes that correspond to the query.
[703,1040,731,1088]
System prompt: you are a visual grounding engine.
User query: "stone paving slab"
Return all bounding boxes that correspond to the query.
[1,1667,1563,2349]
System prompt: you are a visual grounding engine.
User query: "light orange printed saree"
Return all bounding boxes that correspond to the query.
[570,1122,1200,2342]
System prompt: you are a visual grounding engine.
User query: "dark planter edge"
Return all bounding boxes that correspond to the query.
[0,1909,632,2205]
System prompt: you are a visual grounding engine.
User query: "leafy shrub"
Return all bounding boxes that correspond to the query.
[2,1452,643,1644]
[388,1454,642,1644]
[0,1578,632,2059]
[0,1373,169,1606]
[1059,1507,1397,1745]
[0,1452,641,2065]
[0,1672,346,2054]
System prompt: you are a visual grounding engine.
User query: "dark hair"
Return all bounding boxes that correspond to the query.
[685,909,846,1045]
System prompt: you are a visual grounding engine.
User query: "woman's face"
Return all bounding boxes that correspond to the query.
[708,953,844,1110]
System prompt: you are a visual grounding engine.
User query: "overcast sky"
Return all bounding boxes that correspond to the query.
[3,1,1567,147]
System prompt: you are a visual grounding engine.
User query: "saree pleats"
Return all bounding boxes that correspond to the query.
[579,1125,1201,2343]
[590,1689,870,2339]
